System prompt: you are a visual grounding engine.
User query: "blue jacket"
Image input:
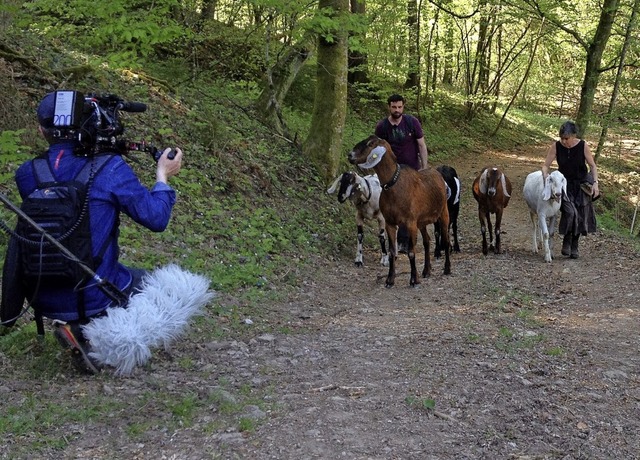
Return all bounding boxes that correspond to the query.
[15,142,176,320]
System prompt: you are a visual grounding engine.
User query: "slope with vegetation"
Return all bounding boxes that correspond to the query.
[1,2,639,457]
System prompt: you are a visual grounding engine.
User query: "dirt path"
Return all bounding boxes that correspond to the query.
[230,146,640,459]
[2,146,639,460]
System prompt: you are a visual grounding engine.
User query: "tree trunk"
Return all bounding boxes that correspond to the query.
[595,0,639,160]
[255,33,315,137]
[442,13,454,85]
[404,0,420,89]
[425,7,440,96]
[575,0,620,136]
[493,18,545,136]
[348,0,369,85]
[464,0,490,119]
[303,0,349,183]
[201,0,218,21]
[489,19,502,114]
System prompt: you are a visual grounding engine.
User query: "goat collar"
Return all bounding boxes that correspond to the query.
[382,164,401,190]
[359,177,373,202]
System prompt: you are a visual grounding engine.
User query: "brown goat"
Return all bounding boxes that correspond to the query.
[347,135,451,288]
[472,166,513,255]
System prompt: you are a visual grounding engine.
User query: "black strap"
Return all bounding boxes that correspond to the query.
[32,155,114,187]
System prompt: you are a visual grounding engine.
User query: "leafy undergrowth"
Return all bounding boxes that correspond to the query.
[1,28,639,458]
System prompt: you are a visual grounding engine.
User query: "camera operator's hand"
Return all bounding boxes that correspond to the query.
[156,147,183,184]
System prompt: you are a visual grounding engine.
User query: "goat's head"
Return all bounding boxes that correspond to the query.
[479,167,511,198]
[543,170,567,203]
[327,171,358,203]
[348,136,394,169]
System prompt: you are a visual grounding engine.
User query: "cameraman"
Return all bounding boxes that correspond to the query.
[14,91,183,373]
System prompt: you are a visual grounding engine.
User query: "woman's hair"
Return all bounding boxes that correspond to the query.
[559,121,578,137]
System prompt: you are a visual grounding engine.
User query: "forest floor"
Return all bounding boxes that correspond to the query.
[2,144,639,460]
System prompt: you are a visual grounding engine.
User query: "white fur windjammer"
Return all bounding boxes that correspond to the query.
[82,264,215,376]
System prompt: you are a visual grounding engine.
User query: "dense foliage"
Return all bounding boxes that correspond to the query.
[1,0,639,297]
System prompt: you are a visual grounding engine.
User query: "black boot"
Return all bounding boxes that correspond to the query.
[570,234,580,259]
[561,233,572,256]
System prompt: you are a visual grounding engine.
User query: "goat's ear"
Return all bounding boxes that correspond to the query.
[358,145,386,169]
[542,175,552,201]
[327,176,341,194]
[479,169,489,194]
[500,173,511,197]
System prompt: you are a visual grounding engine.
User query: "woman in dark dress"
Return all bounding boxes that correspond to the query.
[542,121,599,259]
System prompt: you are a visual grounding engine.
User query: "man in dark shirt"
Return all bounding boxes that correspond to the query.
[374,94,429,252]
[375,94,428,170]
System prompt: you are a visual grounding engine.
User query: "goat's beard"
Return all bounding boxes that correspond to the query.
[82,264,215,376]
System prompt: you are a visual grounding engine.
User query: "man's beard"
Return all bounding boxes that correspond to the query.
[391,112,402,120]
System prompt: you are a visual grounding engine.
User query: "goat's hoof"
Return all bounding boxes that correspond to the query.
[355,262,363,267]
[385,283,394,289]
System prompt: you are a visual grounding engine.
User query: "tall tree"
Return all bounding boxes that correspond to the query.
[493,18,545,135]
[595,0,640,159]
[525,0,620,135]
[303,0,349,182]
[348,0,369,85]
[404,0,420,89]
[575,0,620,135]
[255,32,315,138]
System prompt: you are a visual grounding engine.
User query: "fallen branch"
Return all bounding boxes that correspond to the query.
[310,384,366,396]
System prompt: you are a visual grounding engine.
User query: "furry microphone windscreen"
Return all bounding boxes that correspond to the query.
[82,264,215,375]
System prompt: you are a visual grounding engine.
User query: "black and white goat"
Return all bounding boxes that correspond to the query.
[523,170,567,263]
[327,171,389,267]
[434,165,461,258]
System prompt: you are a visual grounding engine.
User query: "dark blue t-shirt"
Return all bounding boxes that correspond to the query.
[375,115,424,170]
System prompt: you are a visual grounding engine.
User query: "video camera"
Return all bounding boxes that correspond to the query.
[46,90,171,161]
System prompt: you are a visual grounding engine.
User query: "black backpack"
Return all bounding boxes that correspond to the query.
[17,155,113,286]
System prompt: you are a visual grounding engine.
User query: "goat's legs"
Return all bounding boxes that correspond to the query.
[377,214,389,266]
[408,225,420,287]
[540,213,554,263]
[378,228,389,266]
[355,224,365,267]
[451,214,460,253]
[494,210,503,254]
[433,223,442,259]
[548,213,558,260]
[385,224,398,288]
[421,226,431,280]
[479,210,490,255]
[529,211,539,254]
[439,217,452,275]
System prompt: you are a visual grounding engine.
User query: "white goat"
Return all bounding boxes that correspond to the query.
[523,170,567,263]
[327,172,389,267]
